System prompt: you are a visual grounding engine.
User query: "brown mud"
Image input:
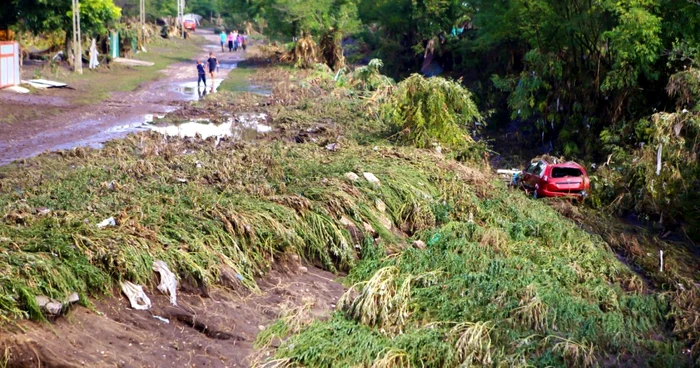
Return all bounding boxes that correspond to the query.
[1,262,344,368]
[0,30,245,166]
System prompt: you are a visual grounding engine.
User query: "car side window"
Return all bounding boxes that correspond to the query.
[532,162,545,176]
[526,163,537,173]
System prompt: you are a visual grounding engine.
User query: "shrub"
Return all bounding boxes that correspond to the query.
[380,74,483,149]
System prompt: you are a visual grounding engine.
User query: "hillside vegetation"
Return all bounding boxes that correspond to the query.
[1,65,697,366]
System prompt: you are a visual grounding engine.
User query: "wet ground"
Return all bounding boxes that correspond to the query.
[1,261,345,368]
[0,30,251,166]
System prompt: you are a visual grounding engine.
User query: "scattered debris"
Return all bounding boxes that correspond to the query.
[120,281,152,310]
[325,143,340,151]
[3,85,29,94]
[152,260,178,306]
[96,217,116,229]
[36,207,51,216]
[23,79,67,89]
[112,58,155,67]
[153,315,170,324]
[35,292,80,317]
[363,172,381,186]
[344,172,359,182]
[412,240,426,250]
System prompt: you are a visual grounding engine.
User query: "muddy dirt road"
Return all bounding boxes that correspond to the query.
[0,30,244,166]
[2,262,344,368]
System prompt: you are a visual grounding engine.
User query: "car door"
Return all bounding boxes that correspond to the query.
[528,161,546,189]
[520,162,538,189]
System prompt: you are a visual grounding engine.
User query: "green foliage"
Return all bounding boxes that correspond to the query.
[274,187,686,366]
[593,67,700,240]
[8,0,120,38]
[380,74,482,149]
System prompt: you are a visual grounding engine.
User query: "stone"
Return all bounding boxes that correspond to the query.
[412,240,426,250]
[344,172,359,181]
[363,172,381,186]
[378,214,392,230]
[375,198,386,213]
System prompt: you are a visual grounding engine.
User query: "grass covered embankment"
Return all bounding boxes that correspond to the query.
[0,64,696,366]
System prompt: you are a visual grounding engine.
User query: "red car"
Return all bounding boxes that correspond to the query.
[517,160,590,199]
[183,19,196,32]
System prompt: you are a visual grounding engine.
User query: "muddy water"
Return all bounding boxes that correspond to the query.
[148,113,271,141]
[0,30,252,166]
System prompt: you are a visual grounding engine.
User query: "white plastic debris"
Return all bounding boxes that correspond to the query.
[344,172,359,182]
[656,144,662,176]
[120,281,152,310]
[363,172,381,186]
[96,217,116,229]
[153,315,170,323]
[325,143,339,151]
[152,260,178,306]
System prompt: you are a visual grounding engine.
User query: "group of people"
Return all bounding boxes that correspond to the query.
[195,28,249,93]
[196,52,219,90]
[220,30,247,52]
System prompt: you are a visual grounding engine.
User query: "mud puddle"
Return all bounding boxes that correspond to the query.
[148,113,271,141]
[174,80,225,100]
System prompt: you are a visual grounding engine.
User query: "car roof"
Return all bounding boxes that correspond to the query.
[549,161,584,169]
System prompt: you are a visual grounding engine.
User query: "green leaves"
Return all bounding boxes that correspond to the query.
[381,74,483,149]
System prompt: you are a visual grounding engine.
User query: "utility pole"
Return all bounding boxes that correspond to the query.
[177,0,186,39]
[72,0,83,74]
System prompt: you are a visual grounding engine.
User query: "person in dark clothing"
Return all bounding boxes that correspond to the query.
[196,60,206,88]
[207,52,218,90]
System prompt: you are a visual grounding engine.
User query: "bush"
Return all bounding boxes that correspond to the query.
[380,74,483,149]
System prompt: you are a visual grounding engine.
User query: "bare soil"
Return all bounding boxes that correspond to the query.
[1,263,344,368]
[0,31,244,166]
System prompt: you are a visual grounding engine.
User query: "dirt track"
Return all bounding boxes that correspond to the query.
[0,30,242,166]
[1,262,344,368]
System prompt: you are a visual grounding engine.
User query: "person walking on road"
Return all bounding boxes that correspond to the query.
[196,59,206,88]
[241,33,248,51]
[233,30,239,52]
[207,52,218,91]
[219,30,227,52]
[237,33,244,52]
[227,31,234,52]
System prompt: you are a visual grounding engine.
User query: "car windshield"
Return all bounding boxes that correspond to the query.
[551,167,583,178]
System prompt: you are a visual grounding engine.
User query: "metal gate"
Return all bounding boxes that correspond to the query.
[0,41,20,88]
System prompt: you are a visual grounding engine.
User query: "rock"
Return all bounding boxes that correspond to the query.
[340,216,363,243]
[363,172,381,186]
[45,301,63,315]
[298,266,308,273]
[66,292,80,303]
[363,222,376,235]
[344,172,359,182]
[378,214,392,230]
[36,295,51,308]
[412,240,426,250]
[375,198,386,213]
